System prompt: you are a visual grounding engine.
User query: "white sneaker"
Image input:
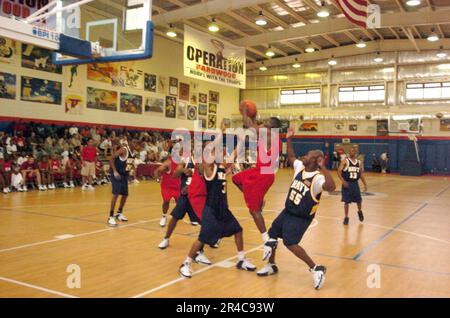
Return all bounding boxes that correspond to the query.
[107,216,118,227]
[82,184,87,191]
[22,185,28,192]
[191,221,199,226]
[179,262,192,278]
[256,263,279,277]
[310,265,327,290]
[39,185,46,191]
[63,182,70,188]
[158,238,169,249]
[194,251,212,265]
[262,238,278,261]
[133,179,140,184]
[70,181,75,188]
[236,258,256,272]
[116,213,128,222]
[6,187,11,193]
[88,185,95,190]
[3,188,8,194]
[159,215,167,227]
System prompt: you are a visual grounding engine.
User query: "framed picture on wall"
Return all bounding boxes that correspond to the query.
[208,114,217,129]
[298,122,318,132]
[178,100,187,119]
[349,123,358,131]
[64,94,83,115]
[165,96,177,118]
[199,116,207,128]
[440,119,450,131]
[190,81,198,105]
[0,72,16,99]
[144,96,164,115]
[0,37,18,64]
[86,87,117,111]
[187,105,197,120]
[21,77,62,105]
[88,63,119,85]
[377,119,389,136]
[120,93,143,114]
[179,82,190,101]
[198,104,207,116]
[169,77,178,96]
[22,44,62,74]
[208,103,217,114]
[158,76,168,94]
[199,93,207,104]
[144,73,157,92]
[209,91,219,103]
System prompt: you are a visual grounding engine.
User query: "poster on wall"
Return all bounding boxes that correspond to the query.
[187,105,197,120]
[208,114,217,129]
[116,65,144,89]
[158,76,168,94]
[120,93,142,114]
[0,37,18,64]
[178,100,187,119]
[333,122,345,134]
[209,91,219,103]
[144,96,164,115]
[169,77,178,96]
[208,103,217,114]
[87,63,119,85]
[179,82,190,101]
[144,73,157,92]
[183,25,246,89]
[86,87,117,111]
[298,122,318,132]
[0,72,16,99]
[65,94,83,115]
[198,104,207,116]
[66,65,82,91]
[165,96,177,118]
[440,119,450,131]
[199,93,207,104]
[199,116,207,128]
[376,119,389,136]
[21,77,62,105]
[190,81,199,105]
[348,123,358,131]
[22,44,62,74]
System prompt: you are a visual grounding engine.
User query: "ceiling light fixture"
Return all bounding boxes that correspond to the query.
[305,42,315,53]
[208,18,219,32]
[437,46,447,58]
[356,38,366,48]
[255,11,267,26]
[374,52,384,62]
[406,0,421,7]
[427,28,439,42]
[317,1,330,18]
[166,24,177,38]
[292,58,301,68]
[265,46,275,57]
[328,56,337,66]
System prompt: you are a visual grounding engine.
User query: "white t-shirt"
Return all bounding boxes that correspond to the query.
[11,173,24,188]
[293,159,326,198]
[139,150,147,162]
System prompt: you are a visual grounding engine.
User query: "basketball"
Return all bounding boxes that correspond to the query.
[239,100,257,118]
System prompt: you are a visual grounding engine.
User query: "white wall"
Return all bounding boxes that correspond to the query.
[0,35,240,130]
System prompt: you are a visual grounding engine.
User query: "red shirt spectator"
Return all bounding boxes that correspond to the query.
[81,140,97,162]
[81,128,91,138]
[39,160,49,170]
[21,160,38,171]
[0,159,12,173]
[14,136,25,148]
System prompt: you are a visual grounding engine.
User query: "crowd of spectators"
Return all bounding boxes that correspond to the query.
[0,120,172,194]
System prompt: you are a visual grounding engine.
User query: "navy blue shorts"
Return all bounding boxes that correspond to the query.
[171,195,201,223]
[341,181,362,204]
[268,210,312,246]
[111,173,129,196]
[198,205,242,246]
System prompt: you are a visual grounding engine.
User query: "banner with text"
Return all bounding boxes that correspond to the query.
[184,25,246,89]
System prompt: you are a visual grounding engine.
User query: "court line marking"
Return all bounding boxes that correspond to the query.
[0,276,78,298]
[131,244,263,298]
[0,218,161,253]
[352,203,428,260]
[435,183,450,197]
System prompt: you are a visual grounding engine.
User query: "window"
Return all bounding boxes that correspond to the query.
[124,0,145,31]
[406,82,450,100]
[280,88,321,105]
[338,85,385,102]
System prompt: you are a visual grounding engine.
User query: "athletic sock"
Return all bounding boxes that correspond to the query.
[184,257,193,265]
[237,251,245,261]
[262,232,270,243]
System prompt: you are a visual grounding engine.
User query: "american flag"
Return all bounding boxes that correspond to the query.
[335,0,368,28]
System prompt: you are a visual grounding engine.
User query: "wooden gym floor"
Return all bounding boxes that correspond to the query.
[0,169,449,298]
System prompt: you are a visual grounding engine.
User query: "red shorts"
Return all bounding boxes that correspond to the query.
[232,168,275,212]
[161,186,180,202]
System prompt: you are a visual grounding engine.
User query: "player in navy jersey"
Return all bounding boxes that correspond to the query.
[338,147,368,225]
[257,127,336,290]
[179,126,256,278]
[107,139,137,227]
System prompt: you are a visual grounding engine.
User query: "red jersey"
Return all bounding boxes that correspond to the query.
[39,161,49,170]
[160,157,180,202]
[50,159,60,170]
[188,168,207,220]
[1,160,12,173]
[81,146,97,162]
[21,161,38,170]
[256,135,281,173]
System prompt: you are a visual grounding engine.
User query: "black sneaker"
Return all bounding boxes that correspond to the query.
[358,211,364,222]
[343,217,349,225]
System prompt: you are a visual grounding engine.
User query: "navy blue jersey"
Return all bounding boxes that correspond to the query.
[205,164,228,218]
[342,158,361,182]
[180,157,195,192]
[285,168,322,220]
[112,146,135,176]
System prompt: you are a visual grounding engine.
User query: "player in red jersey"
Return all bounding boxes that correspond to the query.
[232,111,282,248]
[0,154,13,193]
[154,156,181,227]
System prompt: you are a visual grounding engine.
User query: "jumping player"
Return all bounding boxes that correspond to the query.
[107,139,136,227]
[232,109,281,247]
[257,128,336,290]
[338,147,368,225]
[179,130,256,278]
